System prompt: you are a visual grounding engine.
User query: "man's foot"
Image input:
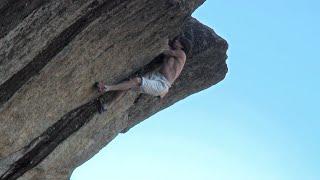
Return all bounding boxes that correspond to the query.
[96,98,107,114]
[94,81,110,94]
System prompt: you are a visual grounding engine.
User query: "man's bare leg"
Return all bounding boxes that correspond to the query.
[98,77,141,93]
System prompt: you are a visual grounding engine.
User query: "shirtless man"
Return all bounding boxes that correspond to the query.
[95,36,191,112]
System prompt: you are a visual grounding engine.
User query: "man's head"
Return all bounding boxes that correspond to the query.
[172,36,192,55]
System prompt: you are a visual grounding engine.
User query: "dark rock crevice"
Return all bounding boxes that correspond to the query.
[0,99,97,180]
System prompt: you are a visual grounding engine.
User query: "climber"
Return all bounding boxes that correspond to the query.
[95,35,192,113]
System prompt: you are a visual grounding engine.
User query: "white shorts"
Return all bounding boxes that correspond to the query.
[140,71,171,96]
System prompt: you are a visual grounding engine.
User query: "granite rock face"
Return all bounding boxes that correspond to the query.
[0,0,228,179]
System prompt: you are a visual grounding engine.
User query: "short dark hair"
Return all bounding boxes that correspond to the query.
[176,36,192,55]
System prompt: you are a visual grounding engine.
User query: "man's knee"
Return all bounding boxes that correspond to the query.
[131,77,142,87]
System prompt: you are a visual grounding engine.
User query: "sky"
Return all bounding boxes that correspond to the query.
[71,1,320,179]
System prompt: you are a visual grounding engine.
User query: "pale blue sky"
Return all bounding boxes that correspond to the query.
[71,1,320,179]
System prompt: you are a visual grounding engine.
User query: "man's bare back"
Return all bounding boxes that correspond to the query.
[160,39,187,85]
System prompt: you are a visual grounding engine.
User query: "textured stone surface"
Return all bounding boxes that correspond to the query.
[0,0,228,179]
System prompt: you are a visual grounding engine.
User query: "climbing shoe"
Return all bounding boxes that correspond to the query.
[96,98,107,114]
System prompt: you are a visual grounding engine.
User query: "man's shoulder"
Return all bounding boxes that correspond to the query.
[175,49,186,57]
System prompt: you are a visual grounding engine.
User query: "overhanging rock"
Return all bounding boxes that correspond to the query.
[0,0,228,179]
